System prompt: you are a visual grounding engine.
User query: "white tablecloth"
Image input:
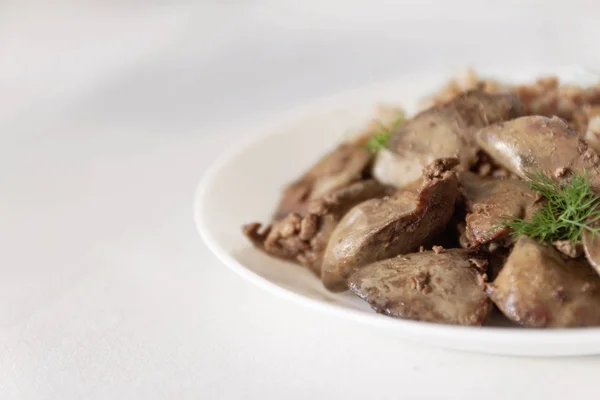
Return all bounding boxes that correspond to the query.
[2,1,600,398]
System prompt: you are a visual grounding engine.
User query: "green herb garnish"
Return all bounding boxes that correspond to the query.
[365,131,392,151]
[364,112,405,152]
[500,171,600,243]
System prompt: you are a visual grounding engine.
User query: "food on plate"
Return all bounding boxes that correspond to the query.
[476,116,600,188]
[271,105,407,221]
[272,143,372,221]
[372,90,520,188]
[459,171,539,247]
[348,249,491,326]
[487,237,600,327]
[243,180,390,275]
[424,70,600,134]
[321,158,459,292]
[499,171,600,244]
[242,70,600,327]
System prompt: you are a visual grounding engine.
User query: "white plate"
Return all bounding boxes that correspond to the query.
[195,67,600,356]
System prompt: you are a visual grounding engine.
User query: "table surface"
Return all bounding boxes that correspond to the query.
[3,1,600,399]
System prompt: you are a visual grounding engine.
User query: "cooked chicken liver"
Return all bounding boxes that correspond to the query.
[321,158,459,291]
[243,180,389,275]
[348,249,491,325]
[487,237,600,327]
[242,73,600,328]
[273,143,372,220]
[459,171,538,247]
[476,115,600,188]
[373,90,521,188]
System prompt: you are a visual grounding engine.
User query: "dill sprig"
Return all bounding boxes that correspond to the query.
[364,112,405,152]
[500,171,600,243]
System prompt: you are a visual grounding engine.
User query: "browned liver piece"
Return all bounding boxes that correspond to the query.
[243,180,390,275]
[487,237,600,327]
[348,249,491,326]
[373,90,521,188]
[321,158,459,291]
[459,171,539,247]
[273,143,372,220]
[476,115,600,189]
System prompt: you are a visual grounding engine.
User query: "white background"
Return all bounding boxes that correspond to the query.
[2,1,600,399]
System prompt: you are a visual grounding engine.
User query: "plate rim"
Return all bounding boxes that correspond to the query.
[194,71,600,356]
